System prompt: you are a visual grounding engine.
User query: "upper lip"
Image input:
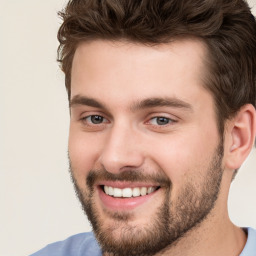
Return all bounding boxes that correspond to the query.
[97,181,160,189]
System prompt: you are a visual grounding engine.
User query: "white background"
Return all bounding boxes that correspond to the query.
[1,0,256,255]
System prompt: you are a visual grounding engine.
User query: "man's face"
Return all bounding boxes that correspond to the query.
[69,39,224,255]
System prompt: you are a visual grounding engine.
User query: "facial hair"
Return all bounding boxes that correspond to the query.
[69,142,224,256]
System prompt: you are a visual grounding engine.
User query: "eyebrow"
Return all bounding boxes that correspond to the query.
[70,95,107,110]
[70,95,193,112]
[130,97,193,112]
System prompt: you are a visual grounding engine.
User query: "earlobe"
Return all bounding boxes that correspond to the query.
[225,104,256,170]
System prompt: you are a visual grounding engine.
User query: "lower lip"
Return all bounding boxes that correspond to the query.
[98,186,159,211]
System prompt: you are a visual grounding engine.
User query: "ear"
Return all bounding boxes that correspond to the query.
[225,104,256,170]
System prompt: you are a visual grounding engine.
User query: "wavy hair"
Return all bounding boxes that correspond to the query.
[57,0,256,134]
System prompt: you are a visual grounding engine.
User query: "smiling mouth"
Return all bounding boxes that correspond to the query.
[101,185,160,198]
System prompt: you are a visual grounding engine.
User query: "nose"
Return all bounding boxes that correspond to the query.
[98,122,144,174]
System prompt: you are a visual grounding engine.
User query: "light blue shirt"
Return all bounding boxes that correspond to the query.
[30,232,101,256]
[240,227,256,256]
[30,227,256,256]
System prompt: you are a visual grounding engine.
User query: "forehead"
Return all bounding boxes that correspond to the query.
[72,38,207,77]
[71,38,211,110]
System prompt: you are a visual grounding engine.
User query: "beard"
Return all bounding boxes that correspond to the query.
[69,141,224,256]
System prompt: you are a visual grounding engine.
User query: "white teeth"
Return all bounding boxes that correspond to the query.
[108,186,114,196]
[104,186,109,194]
[103,186,158,198]
[132,187,140,197]
[140,187,147,196]
[113,188,122,197]
[122,188,133,197]
[147,187,156,194]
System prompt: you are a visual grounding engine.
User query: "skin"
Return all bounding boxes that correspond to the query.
[68,39,255,255]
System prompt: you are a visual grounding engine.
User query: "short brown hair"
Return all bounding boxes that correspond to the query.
[57,0,256,134]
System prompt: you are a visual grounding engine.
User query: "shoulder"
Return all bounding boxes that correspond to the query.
[240,227,256,256]
[29,232,102,256]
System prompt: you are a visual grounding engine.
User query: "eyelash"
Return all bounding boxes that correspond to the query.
[147,116,176,126]
[80,114,176,129]
[81,115,108,125]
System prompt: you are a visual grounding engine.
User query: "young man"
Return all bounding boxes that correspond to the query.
[31,0,256,255]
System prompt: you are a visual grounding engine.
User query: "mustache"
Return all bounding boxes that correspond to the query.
[86,168,171,189]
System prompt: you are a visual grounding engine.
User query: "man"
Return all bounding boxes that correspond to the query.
[31,0,256,255]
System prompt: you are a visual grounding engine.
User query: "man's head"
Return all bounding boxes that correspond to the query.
[58,0,256,255]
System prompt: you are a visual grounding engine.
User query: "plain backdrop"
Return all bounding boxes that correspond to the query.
[1,0,256,255]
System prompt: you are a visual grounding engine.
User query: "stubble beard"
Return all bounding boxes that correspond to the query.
[69,142,224,256]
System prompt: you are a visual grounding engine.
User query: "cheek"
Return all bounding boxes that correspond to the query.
[68,127,104,178]
[149,141,193,184]
[147,129,218,185]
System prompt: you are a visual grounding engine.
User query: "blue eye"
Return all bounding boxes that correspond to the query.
[150,117,172,125]
[85,115,105,124]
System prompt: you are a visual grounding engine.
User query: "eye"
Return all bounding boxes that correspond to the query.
[82,115,107,125]
[149,116,174,126]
